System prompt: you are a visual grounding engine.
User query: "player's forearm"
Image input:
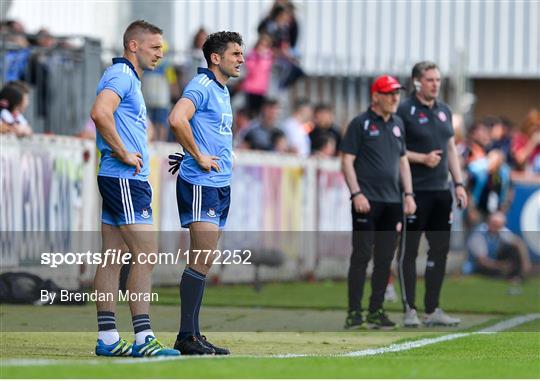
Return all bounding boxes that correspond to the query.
[399,156,413,194]
[92,111,127,157]
[341,155,361,194]
[406,150,427,164]
[447,139,464,184]
[169,117,202,161]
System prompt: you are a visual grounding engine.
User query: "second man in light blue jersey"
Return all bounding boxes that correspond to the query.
[169,31,244,355]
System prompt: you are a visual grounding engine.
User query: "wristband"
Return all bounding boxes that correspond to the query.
[350,190,363,200]
[454,182,465,189]
[404,192,415,198]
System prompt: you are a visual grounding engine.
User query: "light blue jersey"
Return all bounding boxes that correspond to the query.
[96,57,149,180]
[179,68,233,187]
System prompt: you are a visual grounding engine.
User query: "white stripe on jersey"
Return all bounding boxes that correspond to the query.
[202,77,211,87]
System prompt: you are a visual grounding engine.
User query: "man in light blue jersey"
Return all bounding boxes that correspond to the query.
[90,20,179,358]
[169,31,244,355]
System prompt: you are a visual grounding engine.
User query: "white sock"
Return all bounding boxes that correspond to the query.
[135,329,154,345]
[98,330,120,345]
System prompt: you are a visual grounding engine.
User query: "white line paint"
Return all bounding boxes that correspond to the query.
[2,313,538,367]
[343,333,470,357]
[477,314,540,333]
[344,313,540,358]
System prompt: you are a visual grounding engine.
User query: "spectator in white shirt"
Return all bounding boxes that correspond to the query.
[281,99,312,156]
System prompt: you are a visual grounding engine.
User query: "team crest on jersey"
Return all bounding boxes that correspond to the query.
[219,113,233,135]
[438,111,447,122]
[418,112,429,124]
[141,209,150,219]
[136,104,147,125]
[392,126,401,137]
[368,124,380,136]
[207,208,217,218]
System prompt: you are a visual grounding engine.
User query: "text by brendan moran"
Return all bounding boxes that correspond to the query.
[40,290,159,304]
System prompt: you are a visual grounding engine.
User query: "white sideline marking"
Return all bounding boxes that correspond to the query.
[344,313,539,357]
[343,333,469,357]
[2,313,539,367]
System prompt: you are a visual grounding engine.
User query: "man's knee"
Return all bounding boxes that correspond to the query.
[426,229,450,249]
[95,261,124,275]
[373,251,394,268]
[130,260,155,273]
[350,242,373,266]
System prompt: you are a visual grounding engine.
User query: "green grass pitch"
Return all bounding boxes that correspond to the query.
[1,276,539,378]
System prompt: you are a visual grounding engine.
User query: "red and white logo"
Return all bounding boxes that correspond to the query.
[438,111,447,122]
[418,112,429,124]
[368,124,380,136]
[392,126,401,137]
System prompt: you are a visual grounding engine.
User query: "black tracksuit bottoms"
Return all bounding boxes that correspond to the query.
[398,190,453,314]
[348,201,402,314]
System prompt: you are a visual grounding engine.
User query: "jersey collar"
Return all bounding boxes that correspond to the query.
[412,92,438,109]
[367,107,395,123]
[197,67,225,89]
[112,57,140,80]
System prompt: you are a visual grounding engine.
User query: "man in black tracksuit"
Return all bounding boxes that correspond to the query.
[341,75,416,329]
[396,61,468,327]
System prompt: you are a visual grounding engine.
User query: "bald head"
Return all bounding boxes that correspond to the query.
[488,212,506,232]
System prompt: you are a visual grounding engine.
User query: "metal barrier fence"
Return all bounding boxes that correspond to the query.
[0,35,102,135]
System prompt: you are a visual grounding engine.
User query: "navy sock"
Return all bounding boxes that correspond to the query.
[132,314,152,333]
[97,311,116,331]
[193,276,206,336]
[178,267,206,341]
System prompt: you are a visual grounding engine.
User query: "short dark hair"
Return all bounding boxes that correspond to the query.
[411,61,439,80]
[481,116,501,128]
[468,120,489,136]
[0,85,23,112]
[292,98,311,113]
[314,103,332,114]
[123,20,163,50]
[269,4,288,20]
[270,129,286,146]
[499,116,514,129]
[202,31,243,67]
[5,80,30,94]
[262,98,279,108]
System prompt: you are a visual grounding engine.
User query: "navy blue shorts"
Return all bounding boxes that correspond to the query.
[176,176,230,229]
[97,176,153,226]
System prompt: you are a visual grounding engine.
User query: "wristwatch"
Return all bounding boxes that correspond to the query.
[350,190,363,200]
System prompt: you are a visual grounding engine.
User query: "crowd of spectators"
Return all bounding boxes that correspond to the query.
[462,111,540,222]
[1,19,85,135]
